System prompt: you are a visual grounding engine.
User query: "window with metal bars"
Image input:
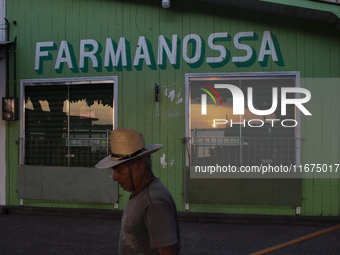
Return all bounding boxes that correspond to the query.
[188,73,300,168]
[23,81,114,167]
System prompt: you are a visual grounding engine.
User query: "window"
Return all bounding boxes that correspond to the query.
[21,77,117,167]
[186,72,301,170]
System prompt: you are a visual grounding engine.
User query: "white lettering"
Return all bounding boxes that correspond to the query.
[104,37,127,67]
[157,35,178,65]
[232,31,254,62]
[206,32,228,63]
[266,119,280,127]
[201,94,207,115]
[258,31,278,62]
[212,119,228,128]
[214,84,244,114]
[248,119,264,127]
[230,119,246,127]
[55,41,73,70]
[183,34,201,64]
[35,41,54,71]
[247,87,278,115]
[79,39,99,68]
[35,30,285,74]
[134,36,151,66]
[281,87,312,116]
[213,118,297,128]
[281,119,298,127]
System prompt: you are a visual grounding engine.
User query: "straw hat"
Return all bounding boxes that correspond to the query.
[95,128,163,169]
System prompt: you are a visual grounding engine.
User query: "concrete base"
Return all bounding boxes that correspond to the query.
[4,206,340,227]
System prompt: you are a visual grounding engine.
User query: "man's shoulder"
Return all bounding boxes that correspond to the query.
[148,178,170,195]
[147,178,175,205]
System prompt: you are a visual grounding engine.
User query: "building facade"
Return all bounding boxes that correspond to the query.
[2,0,340,216]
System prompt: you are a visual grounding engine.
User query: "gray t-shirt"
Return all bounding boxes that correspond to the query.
[118,178,180,255]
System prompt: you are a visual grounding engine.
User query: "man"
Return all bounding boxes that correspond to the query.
[96,128,180,255]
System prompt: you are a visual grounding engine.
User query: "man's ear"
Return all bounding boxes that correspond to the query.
[132,159,141,171]
[133,159,144,171]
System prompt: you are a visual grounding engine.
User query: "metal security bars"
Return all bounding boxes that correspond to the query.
[186,72,301,169]
[21,78,117,167]
[22,137,110,167]
[191,136,298,168]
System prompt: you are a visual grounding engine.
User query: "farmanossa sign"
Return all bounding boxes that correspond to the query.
[35,31,282,74]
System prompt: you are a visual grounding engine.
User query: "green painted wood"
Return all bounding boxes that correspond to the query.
[300,22,317,216]
[312,22,328,216]
[244,8,256,73]
[17,165,118,204]
[184,167,302,206]
[116,0,140,210]
[5,0,340,215]
[121,1,138,131]
[66,0,80,78]
[187,203,295,215]
[329,75,340,215]
[115,0,124,128]
[162,0,183,211]
[210,4,222,73]
[158,0,181,211]
[321,80,332,216]
[149,1,161,187]
[23,199,117,210]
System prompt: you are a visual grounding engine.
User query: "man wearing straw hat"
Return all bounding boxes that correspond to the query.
[96,128,180,255]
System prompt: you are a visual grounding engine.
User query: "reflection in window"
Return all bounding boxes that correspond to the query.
[24,83,113,167]
[190,76,297,167]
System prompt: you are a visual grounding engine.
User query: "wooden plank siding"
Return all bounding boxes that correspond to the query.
[5,0,340,216]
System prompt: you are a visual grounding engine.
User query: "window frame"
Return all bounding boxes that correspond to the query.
[185,71,301,168]
[20,76,118,166]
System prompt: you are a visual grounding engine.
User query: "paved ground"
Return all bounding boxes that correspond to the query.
[0,214,340,254]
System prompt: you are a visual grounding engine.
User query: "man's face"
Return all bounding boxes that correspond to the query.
[112,162,133,192]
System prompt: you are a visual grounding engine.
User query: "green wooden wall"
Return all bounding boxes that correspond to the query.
[5,0,340,216]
